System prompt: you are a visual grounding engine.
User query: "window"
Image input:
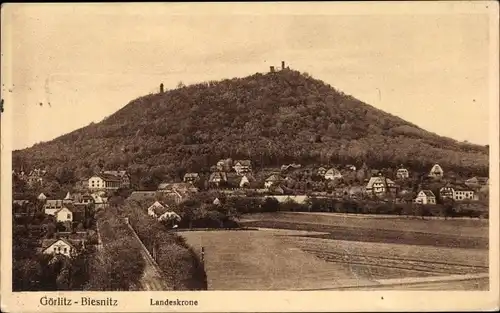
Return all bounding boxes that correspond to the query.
[64,247,67,254]
[67,213,71,219]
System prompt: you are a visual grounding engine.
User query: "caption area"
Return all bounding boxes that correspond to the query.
[40,296,118,306]
[39,296,199,307]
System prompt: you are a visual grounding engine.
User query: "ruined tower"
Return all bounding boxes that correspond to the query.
[160,83,164,93]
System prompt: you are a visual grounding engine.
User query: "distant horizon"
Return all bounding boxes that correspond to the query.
[4,3,492,150]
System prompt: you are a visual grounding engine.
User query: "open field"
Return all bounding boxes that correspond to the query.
[242,212,488,239]
[179,224,488,290]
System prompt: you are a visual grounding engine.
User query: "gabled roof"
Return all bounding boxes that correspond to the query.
[430,164,443,172]
[266,174,283,182]
[397,168,408,172]
[41,238,76,251]
[418,190,435,197]
[241,174,255,182]
[325,168,341,175]
[103,170,128,178]
[44,199,64,208]
[64,192,73,200]
[366,176,396,189]
[92,173,122,182]
[234,160,252,167]
[209,172,227,181]
[183,172,199,179]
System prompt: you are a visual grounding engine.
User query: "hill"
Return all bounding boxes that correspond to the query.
[13,68,488,188]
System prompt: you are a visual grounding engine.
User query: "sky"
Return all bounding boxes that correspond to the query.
[2,2,496,150]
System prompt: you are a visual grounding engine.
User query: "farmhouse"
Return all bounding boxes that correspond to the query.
[88,173,122,190]
[233,160,252,175]
[365,176,397,196]
[414,190,436,205]
[183,172,200,183]
[428,164,444,179]
[396,168,409,179]
[324,168,342,180]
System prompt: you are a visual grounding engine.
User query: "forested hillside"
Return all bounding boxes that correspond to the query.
[13,69,488,187]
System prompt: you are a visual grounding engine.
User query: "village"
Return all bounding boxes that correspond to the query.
[12,158,489,262]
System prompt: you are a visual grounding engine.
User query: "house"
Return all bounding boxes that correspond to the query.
[208,172,228,187]
[44,200,64,215]
[147,201,168,218]
[26,168,46,187]
[428,164,444,179]
[213,198,221,205]
[396,168,409,179]
[239,174,255,188]
[465,176,489,189]
[414,190,436,205]
[13,199,30,206]
[37,193,47,201]
[157,182,198,204]
[55,207,74,223]
[265,174,283,188]
[280,163,302,172]
[324,168,342,180]
[397,190,416,204]
[216,158,233,172]
[233,160,252,175]
[453,188,476,201]
[439,187,455,200]
[41,238,80,258]
[317,167,327,176]
[102,170,131,188]
[183,172,200,183]
[345,164,357,171]
[365,176,397,196]
[74,194,94,205]
[347,186,366,200]
[158,211,181,225]
[91,192,108,209]
[88,174,122,190]
[62,192,74,204]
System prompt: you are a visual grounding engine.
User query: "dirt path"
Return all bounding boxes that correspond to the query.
[125,221,172,291]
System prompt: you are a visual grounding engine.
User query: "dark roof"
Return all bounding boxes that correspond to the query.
[183,172,199,178]
[128,191,158,201]
[95,173,122,182]
[266,174,283,182]
[419,190,435,197]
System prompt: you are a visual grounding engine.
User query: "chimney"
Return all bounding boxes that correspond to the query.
[270,66,275,73]
[281,61,285,70]
[160,83,164,93]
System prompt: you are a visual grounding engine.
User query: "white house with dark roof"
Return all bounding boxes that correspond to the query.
[365,176,397,196]
[44,199,64,215]
[183,172,200,183]
[265,174,283,188]
[428,164,444,179]
[41,238,81,258]
[324,168,342,180]
[414,190,436,205]
[396,168,409,179]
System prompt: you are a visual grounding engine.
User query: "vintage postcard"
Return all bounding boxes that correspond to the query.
[1,2,499,312]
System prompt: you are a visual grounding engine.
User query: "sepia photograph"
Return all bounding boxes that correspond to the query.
[1,2,499,312]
